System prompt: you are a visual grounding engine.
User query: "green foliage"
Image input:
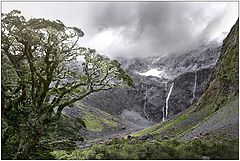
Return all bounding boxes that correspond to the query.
[135,112,190,138]
[49,150,69,160]
[29,147,56,160]
[51,137,239,160]
[134,20,239,141]
[75,101,119,132]
[1,10,133,159]
[40,115,85,151]
[82,112,104,132]
[194,19,238,112]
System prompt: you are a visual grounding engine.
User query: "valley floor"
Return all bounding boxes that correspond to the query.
[76,107,155,149]
[50,98,239,160]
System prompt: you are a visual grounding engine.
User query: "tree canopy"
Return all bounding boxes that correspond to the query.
[1,10,133,159]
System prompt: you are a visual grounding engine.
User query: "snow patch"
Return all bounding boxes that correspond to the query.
[138,69,166,78]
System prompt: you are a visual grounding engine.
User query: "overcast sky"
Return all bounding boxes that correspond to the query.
[2,2,238,58]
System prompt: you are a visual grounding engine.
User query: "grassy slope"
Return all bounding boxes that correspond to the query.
[74,101,119,132]
[134,19,239,140]
[40,101,121,153]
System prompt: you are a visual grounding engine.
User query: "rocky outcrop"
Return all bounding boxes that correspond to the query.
[169,67,213,116]
[195,19,239,112]
[82,42,221,122]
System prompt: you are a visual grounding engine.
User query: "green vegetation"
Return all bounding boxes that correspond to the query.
[134,103,213,139]
[74,101,119,132]
[83,112,104,132]
[51,136,239,160]
[1,10,238,160]
[194,19,238,112]
[1,10,133,159]
[134,19,239,141]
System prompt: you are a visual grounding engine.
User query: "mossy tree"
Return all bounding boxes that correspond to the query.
[1,10,133,159]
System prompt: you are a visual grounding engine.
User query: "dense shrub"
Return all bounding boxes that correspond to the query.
[51,137,239,160]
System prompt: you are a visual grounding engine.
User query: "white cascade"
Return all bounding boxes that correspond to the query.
[165,82,174,119]
[143,86,149,120]
[191,71,197,104]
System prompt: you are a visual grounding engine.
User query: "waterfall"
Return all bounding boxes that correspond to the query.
[191,71,197,104]
[162,103,165,122]
[143,86,149,120]
[165,82,174,119]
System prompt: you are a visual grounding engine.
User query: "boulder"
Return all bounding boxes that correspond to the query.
[162,135,169,140]
[137,134,153,141]
[202,156,210,160]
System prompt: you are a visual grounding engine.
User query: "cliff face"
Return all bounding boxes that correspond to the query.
[194,19,239,112]
[133,19,239,140]
[82,42,221,122]
[169,67,213,116]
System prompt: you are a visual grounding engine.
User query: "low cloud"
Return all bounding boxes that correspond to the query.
[2,2,238,58]
[87,2,238,58]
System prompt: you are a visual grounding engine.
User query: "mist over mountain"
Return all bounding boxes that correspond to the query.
[2,2,238,58]
[82,40,221,122]
[1,2,238,160]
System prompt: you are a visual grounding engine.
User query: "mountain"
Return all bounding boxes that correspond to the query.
[82,42,221,123]
[51,18,239,160]
[48,31,223,153]
[135,19,239,140]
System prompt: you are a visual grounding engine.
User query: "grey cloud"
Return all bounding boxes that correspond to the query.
[93,3,138,30]
[2,2,237,58]
[85,2,234,58]
[200,8,226,42]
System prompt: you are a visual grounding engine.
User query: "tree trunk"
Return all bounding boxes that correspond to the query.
[13,133,41,159]
[13,116,47,159]
[13,113,54,159]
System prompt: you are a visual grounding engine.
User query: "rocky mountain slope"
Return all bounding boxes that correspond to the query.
[135,18,239,141]
[82,42,221,123]
[51,32,223,150]
[181,98,239,141]
[59,21,237,148]
[50,19,238,161]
